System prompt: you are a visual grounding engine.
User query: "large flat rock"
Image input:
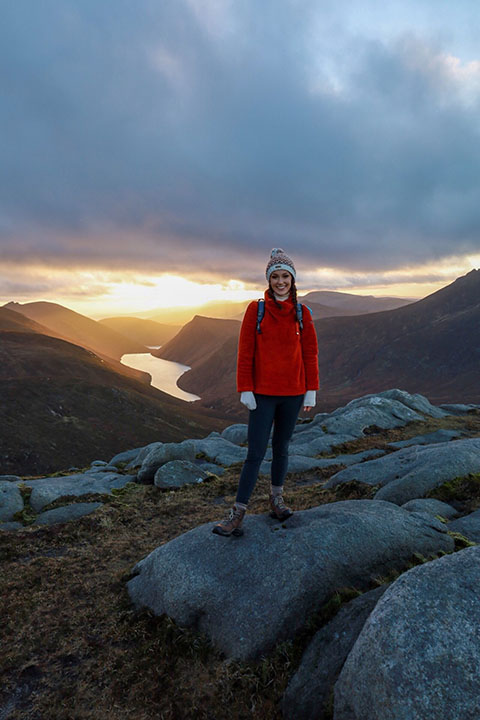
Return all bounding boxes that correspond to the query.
[154,460,213,489]
[325,438,480,505]
[334,546,480,720]
[127,500,453,661]
[401,498,459,520]
[20,473,133,512]
[34,502,103,526]
[388,428,462,449]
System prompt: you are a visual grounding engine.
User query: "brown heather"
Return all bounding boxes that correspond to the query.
[2,412,480,719]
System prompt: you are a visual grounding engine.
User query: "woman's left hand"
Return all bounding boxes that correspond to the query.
[303,390,316,412]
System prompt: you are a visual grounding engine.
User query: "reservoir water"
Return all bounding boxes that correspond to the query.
[120,350,200,402]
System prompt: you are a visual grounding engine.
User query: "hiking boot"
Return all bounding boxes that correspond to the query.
[270,493,293,521]
[212,505,245,537]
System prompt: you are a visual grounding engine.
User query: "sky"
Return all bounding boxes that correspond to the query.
[1,0,480,317]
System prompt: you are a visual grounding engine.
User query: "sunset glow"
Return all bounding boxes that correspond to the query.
[2,253,478,318]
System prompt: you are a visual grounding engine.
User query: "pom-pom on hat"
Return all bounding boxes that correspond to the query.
[265,248,296,281]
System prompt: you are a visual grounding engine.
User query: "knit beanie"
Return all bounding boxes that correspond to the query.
[265,248,296,281]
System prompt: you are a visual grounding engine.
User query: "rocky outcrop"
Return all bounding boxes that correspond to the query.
[333,546,480,720]
[448,509,480,543]
[127,500,453,661]
[34,502,103,526]
[401,498,459,519]
[388,428,462,449]
[440,403,480,415]
[193,435,247,466]
[20,472,133,512]
[154,461,214,489]
[137,440,197,482]
[283,586,389,720]
[325,438,480,505]
[0,481,24,521]
[220,424,248,445]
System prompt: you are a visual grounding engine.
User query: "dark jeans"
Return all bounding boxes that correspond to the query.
[236,393,304,505]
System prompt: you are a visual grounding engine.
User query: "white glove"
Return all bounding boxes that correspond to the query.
[304,390,316,408]
[240,391,257,411]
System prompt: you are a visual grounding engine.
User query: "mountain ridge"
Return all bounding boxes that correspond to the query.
[172,270,480,416]
[3,300,146,360]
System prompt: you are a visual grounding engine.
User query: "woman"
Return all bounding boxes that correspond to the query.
[213,248,319,537]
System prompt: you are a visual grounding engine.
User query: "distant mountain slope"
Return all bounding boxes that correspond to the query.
[300,291,412,314]
[0,331,224,476]
[0,306,61,335]
[315,269,480,408]
[99,316,180,347]
[171,271,480,417]
[3,301,146,360]
[144,300,251,326]
[154,315,240,367]
[299,301,357,320]
[0,305,160,387]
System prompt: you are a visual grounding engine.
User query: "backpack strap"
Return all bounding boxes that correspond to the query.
[256,299,265,333]
[257,299,311,333]
[296,303,313,331]
[296,303,304,331]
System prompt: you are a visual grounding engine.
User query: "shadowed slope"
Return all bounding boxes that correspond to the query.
[99,317,180,347]
[3,301,146,360]
[154,315,240,367]
[0,331,224,475]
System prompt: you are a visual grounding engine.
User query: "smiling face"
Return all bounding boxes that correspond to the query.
[269,270,292,297]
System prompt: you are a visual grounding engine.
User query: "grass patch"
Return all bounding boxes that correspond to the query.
[426,473,480,514]
[447,531,477,550]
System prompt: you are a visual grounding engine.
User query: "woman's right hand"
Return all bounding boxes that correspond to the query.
[240,391,257,411]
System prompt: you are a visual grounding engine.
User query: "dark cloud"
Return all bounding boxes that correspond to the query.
[1,0,480,282]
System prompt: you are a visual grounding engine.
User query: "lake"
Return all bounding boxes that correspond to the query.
[120,350,200,402]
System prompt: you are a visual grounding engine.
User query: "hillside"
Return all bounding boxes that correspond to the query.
[3,301,146,360]
[99,317,180,347]
[301,290,412,314]
[314,269,480,408]
[297,301,358,320]
[154,315,240,367]
[171,271,480,417]
[0,306,62,335]
[0,332,224,475]
[143,299,251,326]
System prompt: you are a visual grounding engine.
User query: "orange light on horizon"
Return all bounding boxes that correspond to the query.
[1,256,478,319]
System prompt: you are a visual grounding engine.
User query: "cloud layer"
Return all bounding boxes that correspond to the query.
[1,0,480,283]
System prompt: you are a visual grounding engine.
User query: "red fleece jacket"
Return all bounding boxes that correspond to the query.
[236,291,319,395]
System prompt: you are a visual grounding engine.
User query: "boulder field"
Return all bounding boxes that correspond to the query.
[1,387,479,533]
[2,388,480,718]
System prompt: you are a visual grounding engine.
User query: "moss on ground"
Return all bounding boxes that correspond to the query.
[427,473,480,514]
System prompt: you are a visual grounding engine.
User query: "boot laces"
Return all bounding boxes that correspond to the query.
[224,506,243,523]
